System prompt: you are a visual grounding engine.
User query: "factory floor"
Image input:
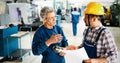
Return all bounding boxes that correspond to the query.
[2,17,120,63]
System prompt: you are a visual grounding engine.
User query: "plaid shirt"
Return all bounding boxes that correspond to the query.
[81,25,118,63]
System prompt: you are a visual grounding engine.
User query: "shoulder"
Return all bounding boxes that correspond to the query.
[100,27,113,37]
[101,27,110,33]
[34,25,44,34]
[54,25,62,30]
[36,25,44,30]
[54,25,63,34]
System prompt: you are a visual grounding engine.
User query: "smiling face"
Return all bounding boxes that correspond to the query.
[44,12,56,27]
[44,12,56,28]
[40,7,56,29]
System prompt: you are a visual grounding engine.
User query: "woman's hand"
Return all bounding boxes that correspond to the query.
[66,45,77,50]
[59,52,66,56]
[46,34,62,46]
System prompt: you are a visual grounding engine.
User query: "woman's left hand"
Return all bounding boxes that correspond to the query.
[59,52,66,56]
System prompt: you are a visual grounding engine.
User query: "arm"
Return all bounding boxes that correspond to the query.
[32,31,48,55]
[66,28,87,50]
[52,26,69,56]
[65,28,87,50]
[103,31,118,63]
[61,33,68,47]
[32,30,62,55]
[84,30,118,63]
[58,26,68,47]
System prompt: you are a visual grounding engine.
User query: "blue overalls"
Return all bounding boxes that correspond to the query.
[71,11,80,36]
[83,27,106,62]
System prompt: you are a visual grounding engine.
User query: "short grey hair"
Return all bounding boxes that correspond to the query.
[40,7,55,19]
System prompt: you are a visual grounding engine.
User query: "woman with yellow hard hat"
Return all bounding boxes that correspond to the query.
[66,2,118,63]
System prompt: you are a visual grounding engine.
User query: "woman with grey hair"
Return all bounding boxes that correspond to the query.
[32,6,68,63]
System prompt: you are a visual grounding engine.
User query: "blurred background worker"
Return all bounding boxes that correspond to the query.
[71,7,80,36]
[32,7,68,63]
[56,7,62,27]
[65,9,70,23]
[66,2,118,63]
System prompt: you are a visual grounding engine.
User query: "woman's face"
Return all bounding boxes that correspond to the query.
[44,12,56,27]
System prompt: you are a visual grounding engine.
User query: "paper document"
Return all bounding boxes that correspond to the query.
[62,47,89,61]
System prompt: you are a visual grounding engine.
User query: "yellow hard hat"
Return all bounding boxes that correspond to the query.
[84,2,105,15]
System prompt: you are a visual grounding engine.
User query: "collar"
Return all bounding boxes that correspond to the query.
[43,25,55,30]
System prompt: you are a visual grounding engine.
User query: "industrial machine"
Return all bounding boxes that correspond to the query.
[110,0,120,26]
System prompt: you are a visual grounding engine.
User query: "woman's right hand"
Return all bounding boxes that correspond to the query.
[46,34,62,46]
[66,45,77,50]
